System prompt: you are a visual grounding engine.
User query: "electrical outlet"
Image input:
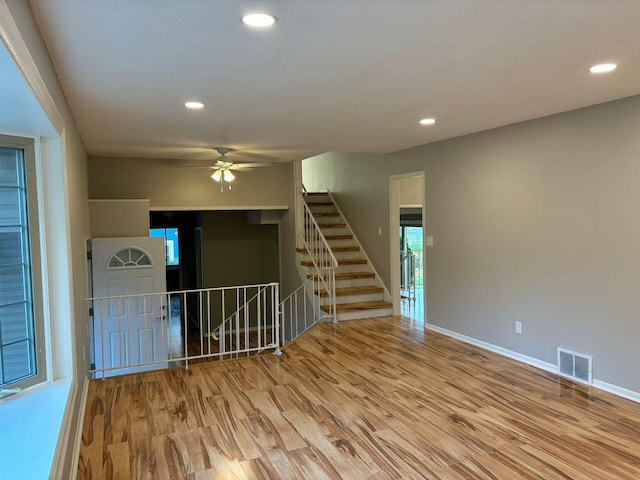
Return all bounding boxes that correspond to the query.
[515,321,522,334]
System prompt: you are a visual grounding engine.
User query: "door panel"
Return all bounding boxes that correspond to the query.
[92,237,167,377]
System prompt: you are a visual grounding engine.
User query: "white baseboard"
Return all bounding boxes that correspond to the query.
[70,377,89,480]
[49,377,77,479]
[425,323,640,404]
[425,323,557,373]
[592,379,640,404]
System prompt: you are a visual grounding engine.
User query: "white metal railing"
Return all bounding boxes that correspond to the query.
[280,271,333,345]
[400,249,417,302]
[85,282,280,378]
[301,194,338,321]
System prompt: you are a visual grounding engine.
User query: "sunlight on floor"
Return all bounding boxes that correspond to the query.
[400,286,424,324]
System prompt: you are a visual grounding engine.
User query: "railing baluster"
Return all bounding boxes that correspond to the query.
[100,299,105,380]
[183,291,189,370]
[206,290,211,356]
[86,282,286,377]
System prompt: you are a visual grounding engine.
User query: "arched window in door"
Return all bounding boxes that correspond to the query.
[106,247,153,269]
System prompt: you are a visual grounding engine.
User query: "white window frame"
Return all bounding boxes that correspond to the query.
[0,134,46,390]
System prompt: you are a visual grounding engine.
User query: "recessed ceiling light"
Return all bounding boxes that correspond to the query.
[419,118,436,126]
[242,12,277,27]
[185,101,204,109]
[589,63,617,74]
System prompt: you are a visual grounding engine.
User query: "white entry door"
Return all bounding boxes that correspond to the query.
[91,236,167,377]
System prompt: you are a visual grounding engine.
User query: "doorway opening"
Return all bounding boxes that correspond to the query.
[389,173,425,324]
[149,210,281,358]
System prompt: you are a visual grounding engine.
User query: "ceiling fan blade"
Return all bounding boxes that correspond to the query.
[192,166,215,173]
[229,162,274,169]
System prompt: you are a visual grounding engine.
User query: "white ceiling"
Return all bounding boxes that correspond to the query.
[27,0,640,163]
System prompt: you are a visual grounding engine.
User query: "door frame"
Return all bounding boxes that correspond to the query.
[389,172,426,321]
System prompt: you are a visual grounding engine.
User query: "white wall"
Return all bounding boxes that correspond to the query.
[303,151,390,283]
[1,0,90,477]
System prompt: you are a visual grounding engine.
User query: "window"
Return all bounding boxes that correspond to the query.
[150,227,179,266]
[0,136,45,390]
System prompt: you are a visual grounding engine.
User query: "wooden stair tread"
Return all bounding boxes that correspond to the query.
[301,258,366,267]
[307,271,374,280]
[311,212,339,217]
[296,246,359,253]
[321,300,393,313]
[304,192,328,196]
[316,286,384,297]
[316,223,346,229]
[305,201,334,206]
[338,258,367,265]
[324,234,353,240]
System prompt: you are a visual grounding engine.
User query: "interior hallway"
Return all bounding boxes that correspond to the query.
[78,315,640,479]
[401,286,424,325]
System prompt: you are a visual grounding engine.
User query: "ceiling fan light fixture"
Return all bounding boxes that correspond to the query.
[223,169,235,182]
[185,101,204,109]
[242,12,277,28]
[589,63,617,74]
[211,170,222,182]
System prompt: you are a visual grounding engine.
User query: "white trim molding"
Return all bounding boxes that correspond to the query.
[592,380,640,404]
[70,377,90,480]
[150,205,289,211]
[425,323,640,404]
[49,378,77,479]
[426,323,556,373]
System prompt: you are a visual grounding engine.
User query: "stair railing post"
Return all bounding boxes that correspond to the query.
[273,282,282,356]
[331,267,337,323]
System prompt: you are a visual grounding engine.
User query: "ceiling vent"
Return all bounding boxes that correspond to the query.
[557,348,593,384]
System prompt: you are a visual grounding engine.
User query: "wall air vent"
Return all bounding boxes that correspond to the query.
[557,347,593,384]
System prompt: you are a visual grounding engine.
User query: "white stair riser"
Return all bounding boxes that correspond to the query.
[336,308,393,321]
[304,264,368,275]
[320,292,384,304]
[334,264,370,273]
[318,227,349,236]
[312,215,343,225]
[307,205,336,214]
[324,238,356,248]
[299,251,361,261]
[335,277,376,288]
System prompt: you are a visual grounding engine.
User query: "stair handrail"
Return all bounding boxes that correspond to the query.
[301,200,339,269]
[300,195,338,320]
[325,189,392,301]
[208,284,271,340]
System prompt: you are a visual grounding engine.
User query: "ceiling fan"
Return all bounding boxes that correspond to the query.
[194,147,273,191]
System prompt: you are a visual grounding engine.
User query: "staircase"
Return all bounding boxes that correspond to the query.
[298,192,393,321]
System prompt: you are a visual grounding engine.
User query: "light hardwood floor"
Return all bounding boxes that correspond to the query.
[78,316,640,479]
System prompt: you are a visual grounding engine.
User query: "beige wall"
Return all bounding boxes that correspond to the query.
[89,156,290,209]
[3,0,91,477]
[202,211,279,288]
[89,199,150,237]
[303,94,640,395]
